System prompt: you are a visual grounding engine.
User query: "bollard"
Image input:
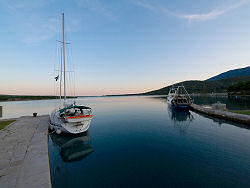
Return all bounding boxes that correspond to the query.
[212,101,227,110]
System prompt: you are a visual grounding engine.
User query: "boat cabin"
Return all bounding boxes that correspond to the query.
[59,106,92,118]
[168,86,193,107]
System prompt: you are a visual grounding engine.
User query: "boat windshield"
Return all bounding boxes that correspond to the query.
[59,106,92,117]
[59,105,91,113]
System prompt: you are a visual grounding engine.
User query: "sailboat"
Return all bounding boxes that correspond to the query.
[49,13,93,134]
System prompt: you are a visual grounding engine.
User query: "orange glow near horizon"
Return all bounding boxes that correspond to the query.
[1,64,249,96]
[0,85,163,96]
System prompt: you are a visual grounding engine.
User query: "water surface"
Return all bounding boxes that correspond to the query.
[1,95,249,120]
[48,96,250,188]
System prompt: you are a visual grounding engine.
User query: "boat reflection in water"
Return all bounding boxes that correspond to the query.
[50,131,94,162]
[168,107,194,135]
[49,131,94,188]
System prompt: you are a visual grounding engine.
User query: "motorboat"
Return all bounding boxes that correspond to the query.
[167,85,193,110]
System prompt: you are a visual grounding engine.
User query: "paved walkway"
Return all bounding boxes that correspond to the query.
[0,115,51,188]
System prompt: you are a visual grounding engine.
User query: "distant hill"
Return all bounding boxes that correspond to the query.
[206,66,250,81]
[105,66,250,96]
[141,76,250,95]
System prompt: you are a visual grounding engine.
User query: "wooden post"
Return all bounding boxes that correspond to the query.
[0,106,2,118]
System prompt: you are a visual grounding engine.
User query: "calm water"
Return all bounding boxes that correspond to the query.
[47,96,250,188]
[1,96,250,119]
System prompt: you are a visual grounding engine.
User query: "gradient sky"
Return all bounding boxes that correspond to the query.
[1,0,250,96]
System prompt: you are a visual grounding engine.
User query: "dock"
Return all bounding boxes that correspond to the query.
[0,115,51,188]
[190,104,250,125]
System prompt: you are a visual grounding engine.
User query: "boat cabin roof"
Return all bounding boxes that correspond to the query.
[59,105,91,113]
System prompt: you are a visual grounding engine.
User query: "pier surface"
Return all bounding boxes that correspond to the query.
[190,104,250,125]
[0,115,51,188]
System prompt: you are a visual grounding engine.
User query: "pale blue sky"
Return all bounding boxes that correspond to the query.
[0,0,250,95]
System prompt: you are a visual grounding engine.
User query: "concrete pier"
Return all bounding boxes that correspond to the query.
[190,104,250,125]
[0,115,51,188]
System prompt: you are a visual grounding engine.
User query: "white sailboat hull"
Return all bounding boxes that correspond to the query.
[50,110,93,134]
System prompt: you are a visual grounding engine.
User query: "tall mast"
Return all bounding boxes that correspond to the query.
[59,47,62,100]
[62,13,66,102]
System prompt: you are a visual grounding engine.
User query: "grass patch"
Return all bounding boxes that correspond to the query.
[0,120,15,130]
[229,110,250,115]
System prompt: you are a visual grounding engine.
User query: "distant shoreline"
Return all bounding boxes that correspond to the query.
[104,93,250,97]
[1,93,250,102]
[0,95,76,102]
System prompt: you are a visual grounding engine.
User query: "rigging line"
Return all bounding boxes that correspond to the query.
[62,13,66,102]
[71,72,74,97]
[56,43,62,99]
[56,45,61,100]
[70,44,76,98]
[66,43,74,98]
[53,46,58,103]
[69,39,76,98]
[70,72,73,98]
[69,72,72,97]
[71,73,74,98]
[55,70,74,72]
[73,72,75,98]
[66,44,71,78]
[56,40,70,44]
[65,44,68,98]
[58,47,62,100]
[74,69,76,98]
[66,72,70,98]
[55,83,59,101]
[70,72,72,98]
